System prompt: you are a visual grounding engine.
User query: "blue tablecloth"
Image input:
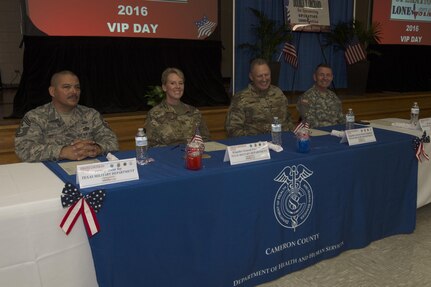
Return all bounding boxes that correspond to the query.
[45,127,418,287]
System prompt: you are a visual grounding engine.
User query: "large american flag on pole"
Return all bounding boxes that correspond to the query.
[283,42,298,68]
[344,38,367,65]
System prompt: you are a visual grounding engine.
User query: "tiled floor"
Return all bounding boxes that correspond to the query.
[259,203,431,287]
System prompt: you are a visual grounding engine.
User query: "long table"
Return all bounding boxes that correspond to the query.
[368,118,431,208]
[0,163,98,287]
[43,126,418,287]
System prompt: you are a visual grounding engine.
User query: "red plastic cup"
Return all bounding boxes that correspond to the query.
[186,154,202,170]
[185,146,202,170]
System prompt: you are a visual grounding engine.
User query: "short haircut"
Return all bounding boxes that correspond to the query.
[314,63,332,73]
[50,70,78,86]
[250,58,269,71]
[161,68,185,85]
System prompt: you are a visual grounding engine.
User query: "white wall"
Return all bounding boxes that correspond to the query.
[0,0,23,87]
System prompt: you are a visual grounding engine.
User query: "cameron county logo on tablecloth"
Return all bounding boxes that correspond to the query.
[273,165,313,231]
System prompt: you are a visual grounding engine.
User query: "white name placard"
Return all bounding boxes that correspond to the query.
[77,158,139,188]
[224,141,270,165]
[345,127,377,146]
[419,118,431,131]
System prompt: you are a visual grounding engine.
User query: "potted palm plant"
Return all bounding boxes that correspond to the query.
[239,7,293,85]
[144,85,165,107]
[325,20,382,95]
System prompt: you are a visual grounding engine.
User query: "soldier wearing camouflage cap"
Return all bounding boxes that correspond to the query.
[144,67,210,147]
[15,70,119,162]
[297,64,344,128]
[225,58,294,137]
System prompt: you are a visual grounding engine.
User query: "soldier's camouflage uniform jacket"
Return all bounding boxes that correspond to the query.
[144,100,210,147]
[225,84,294,137]
[15,102,119,162]
[296,85,344,128]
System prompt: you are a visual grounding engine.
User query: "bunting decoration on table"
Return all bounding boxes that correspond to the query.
[59,183,106,237]
[282,42,298,68]
[413,131,430,162]
[344,37,367,65]
[293,122,310,134]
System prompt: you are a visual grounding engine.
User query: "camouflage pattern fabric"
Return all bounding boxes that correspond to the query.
[225,84,294,137]
[15,103,119,162]
[297,85,344,128]
[144,100,210,147]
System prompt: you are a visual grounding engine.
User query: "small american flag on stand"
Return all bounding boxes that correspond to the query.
[293,122,309,134]
[345,38,367,65]
[190,124,204,147]
[283,42,298,68]
[190,133,203,146]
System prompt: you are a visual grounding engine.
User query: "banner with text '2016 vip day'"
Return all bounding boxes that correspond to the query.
[22,0,218,40]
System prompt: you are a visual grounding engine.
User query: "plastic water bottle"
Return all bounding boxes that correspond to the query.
[410,102,420,126]
[345,108,355,130]
[271,117,282,146]
[135,128,148,165]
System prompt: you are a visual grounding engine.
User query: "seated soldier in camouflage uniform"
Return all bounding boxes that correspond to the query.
[15,70,119,162]
[144,67,210,147]
[297,64,344,128]
[225,58,294,137]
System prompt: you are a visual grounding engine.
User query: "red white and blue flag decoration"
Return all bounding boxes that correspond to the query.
[195,16,216,39]
[282,42,298,68]
[344,38,367,65]
[190,125,204,148]
[190,133,203,146]
[413,131,430,162]
[59,183,106,237]
[293,122,310,134]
